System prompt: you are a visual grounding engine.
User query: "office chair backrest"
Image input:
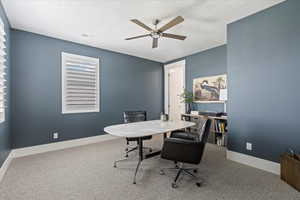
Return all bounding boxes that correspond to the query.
[197,118,211,143]
[123,111,147,123]
[196,118,211,163]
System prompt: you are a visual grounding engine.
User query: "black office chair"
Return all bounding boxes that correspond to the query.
[123,111,152,157]
[160,118,211,188]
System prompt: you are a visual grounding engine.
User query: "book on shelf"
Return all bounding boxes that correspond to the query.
[215,120,227,133]
[216,135,226,146]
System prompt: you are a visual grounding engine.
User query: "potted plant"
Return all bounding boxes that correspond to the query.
[179,90,194,114]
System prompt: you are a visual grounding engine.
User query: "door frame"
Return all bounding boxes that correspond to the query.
[164,60,186,115]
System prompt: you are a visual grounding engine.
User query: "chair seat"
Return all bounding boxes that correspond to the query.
[126,135,152,142]
[171,131,198,141]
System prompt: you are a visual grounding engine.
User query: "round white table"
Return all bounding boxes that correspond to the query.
[104,120,195,184]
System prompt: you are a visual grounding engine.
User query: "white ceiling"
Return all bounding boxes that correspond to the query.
[2,0,285,63]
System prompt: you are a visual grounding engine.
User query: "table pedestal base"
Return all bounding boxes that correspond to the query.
[114,133,167,184]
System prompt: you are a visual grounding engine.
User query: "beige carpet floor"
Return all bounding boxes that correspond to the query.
[0,136,299,200]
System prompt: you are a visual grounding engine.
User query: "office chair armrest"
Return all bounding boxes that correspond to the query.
[161,138,205,165]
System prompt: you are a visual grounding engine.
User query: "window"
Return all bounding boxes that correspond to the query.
[0,19,6,122]
[62,52,100,114]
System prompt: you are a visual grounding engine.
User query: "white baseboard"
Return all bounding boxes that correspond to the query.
[0,151,13,183]
[226,150,280,175]
[12,134,118,158]
[0,134,118,183]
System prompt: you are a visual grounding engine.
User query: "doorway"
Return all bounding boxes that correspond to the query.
[164,60,185,121]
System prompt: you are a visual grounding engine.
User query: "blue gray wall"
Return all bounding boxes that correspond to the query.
[4,0,298,165]
[11,30,163,148]
[167,45,227,112]
[227,0,300,162]
[0,3,11,167]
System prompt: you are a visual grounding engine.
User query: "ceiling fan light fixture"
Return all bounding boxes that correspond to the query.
[150,32,161,39]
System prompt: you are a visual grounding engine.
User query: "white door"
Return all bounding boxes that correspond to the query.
[165,60,185,121]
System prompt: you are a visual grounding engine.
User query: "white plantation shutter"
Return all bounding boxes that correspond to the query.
[62,52,100,114]
[0,19,6,122]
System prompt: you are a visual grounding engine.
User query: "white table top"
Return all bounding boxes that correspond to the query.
[104,120,195,138]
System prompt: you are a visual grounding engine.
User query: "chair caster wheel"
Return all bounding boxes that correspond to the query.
[125,148,128,151]
[133,182,136,184]
[159,170,165,175]
[196,182,202,187]
[149,149,152,152]
[193,169,198,173]
[171,183,178,188]
[125,154,128,158]
[113,164,117,168]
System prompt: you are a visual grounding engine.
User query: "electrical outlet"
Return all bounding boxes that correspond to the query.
[53,132,59,139]
[246,142,252,151]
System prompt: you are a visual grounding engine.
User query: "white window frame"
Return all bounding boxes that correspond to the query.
[61,52,100,114]
[0,18,6,123]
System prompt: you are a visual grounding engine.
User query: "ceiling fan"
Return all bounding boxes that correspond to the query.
[125,16,186,49]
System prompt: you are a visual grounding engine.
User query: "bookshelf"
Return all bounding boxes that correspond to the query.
[181,114,228,147]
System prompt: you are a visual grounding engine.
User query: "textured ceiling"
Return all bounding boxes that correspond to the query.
[2,0,285,62]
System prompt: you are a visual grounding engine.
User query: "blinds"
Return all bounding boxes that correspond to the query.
[62,52,100,114]
[0,19,6,122]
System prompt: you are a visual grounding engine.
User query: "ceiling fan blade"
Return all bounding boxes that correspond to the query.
[162,33,186,40]
[158,16,184,32]
[125,34,150,40]
[152,38,158,48]
[130,19,153,32]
